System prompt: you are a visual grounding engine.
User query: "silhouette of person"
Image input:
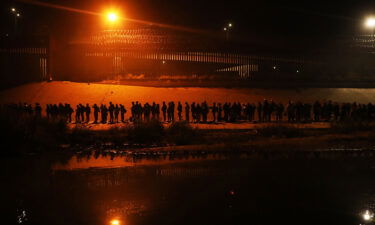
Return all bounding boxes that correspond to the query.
[67,104,73,123]
[93,104,99,123]
[114,104,120,123]
[162,102,167,122]
[108,102,114,123]
[218,103,223,122]
[185,102,190,122]
[177,102,183,121]
[212,102,218,122]
[75,105,81,123]
[85,104,91,123]
[35,103,42,118]
[120,104,127,122]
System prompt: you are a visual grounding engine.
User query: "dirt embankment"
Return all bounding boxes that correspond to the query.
[2,81,375,109]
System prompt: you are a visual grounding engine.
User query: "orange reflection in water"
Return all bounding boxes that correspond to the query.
[110,219,121,225]
[53,155,135,170]
[52,153,219,171]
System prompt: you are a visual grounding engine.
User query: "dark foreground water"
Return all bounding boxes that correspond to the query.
[1,152,375,225]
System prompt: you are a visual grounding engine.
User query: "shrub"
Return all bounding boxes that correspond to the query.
[0,110,68,154]
[257,125,303,138]
[166,121,200,145]
[331,121,375,133]
[127,120,165,144]
[69,127,94,145]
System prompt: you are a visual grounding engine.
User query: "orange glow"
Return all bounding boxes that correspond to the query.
[18,0,229,37]
[107,12,118,22]
[52,153,221,171]
[366,17,375,28]
[110,219,120,225]
[103,9,123,26]
[20,0,219,36]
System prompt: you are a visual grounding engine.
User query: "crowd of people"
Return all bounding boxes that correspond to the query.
[2,99,375,124]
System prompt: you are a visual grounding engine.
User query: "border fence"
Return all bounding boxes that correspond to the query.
[1,24,374,87]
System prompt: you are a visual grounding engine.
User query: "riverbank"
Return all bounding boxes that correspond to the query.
[5,116,375,157]
[67,121,331,130]
[62,125,375,153]
[2,81,375,156]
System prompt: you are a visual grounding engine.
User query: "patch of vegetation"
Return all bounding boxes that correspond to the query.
[257,125,305,138]
[0,110,68,155]
[127,120,165,144]
[331,121,375,134]
[68,121,165,146]
[3,107,375,156]
[68,121,200,147]
[166,121,201,145]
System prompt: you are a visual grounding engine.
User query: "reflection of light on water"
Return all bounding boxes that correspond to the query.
[52,152,229,171]
[363,210,374,221]
[110,219,121,225]
[17,210,27,224]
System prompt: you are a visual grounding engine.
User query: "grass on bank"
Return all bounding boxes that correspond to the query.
[0,110,67,155]
[256,125,306,138]
[2,108,375,156]
[69,120,202,147]
[330,120,375,133]
[1,112,203,155]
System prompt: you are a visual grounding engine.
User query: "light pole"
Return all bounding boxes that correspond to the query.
[223,23,233,40]
[365,17,375,48]
[10,7,21,35]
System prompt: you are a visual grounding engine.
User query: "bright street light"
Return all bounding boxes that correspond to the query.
[103,9,123,27]
[365,17,375,48]
[110,219,120,225]
[366,17,375,28]
[368,19,375,28]
[223,23,232,40]
[363,210,374,221]
[107,12,118,22]
[10,7,21,34]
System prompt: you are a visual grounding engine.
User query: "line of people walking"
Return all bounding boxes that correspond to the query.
[3,99,375,124]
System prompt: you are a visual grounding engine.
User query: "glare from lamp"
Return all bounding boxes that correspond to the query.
[366,17,375,28]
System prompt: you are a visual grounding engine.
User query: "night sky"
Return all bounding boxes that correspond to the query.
[0,0,374,40]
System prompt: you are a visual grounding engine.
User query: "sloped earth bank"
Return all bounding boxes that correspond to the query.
[1,81,375,109]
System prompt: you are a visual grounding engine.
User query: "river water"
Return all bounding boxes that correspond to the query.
[1,152,375,225]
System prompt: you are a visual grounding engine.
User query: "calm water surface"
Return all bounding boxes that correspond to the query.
[1,152,375,225]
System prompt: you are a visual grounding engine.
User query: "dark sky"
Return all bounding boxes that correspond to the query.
[0,0,374,39]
